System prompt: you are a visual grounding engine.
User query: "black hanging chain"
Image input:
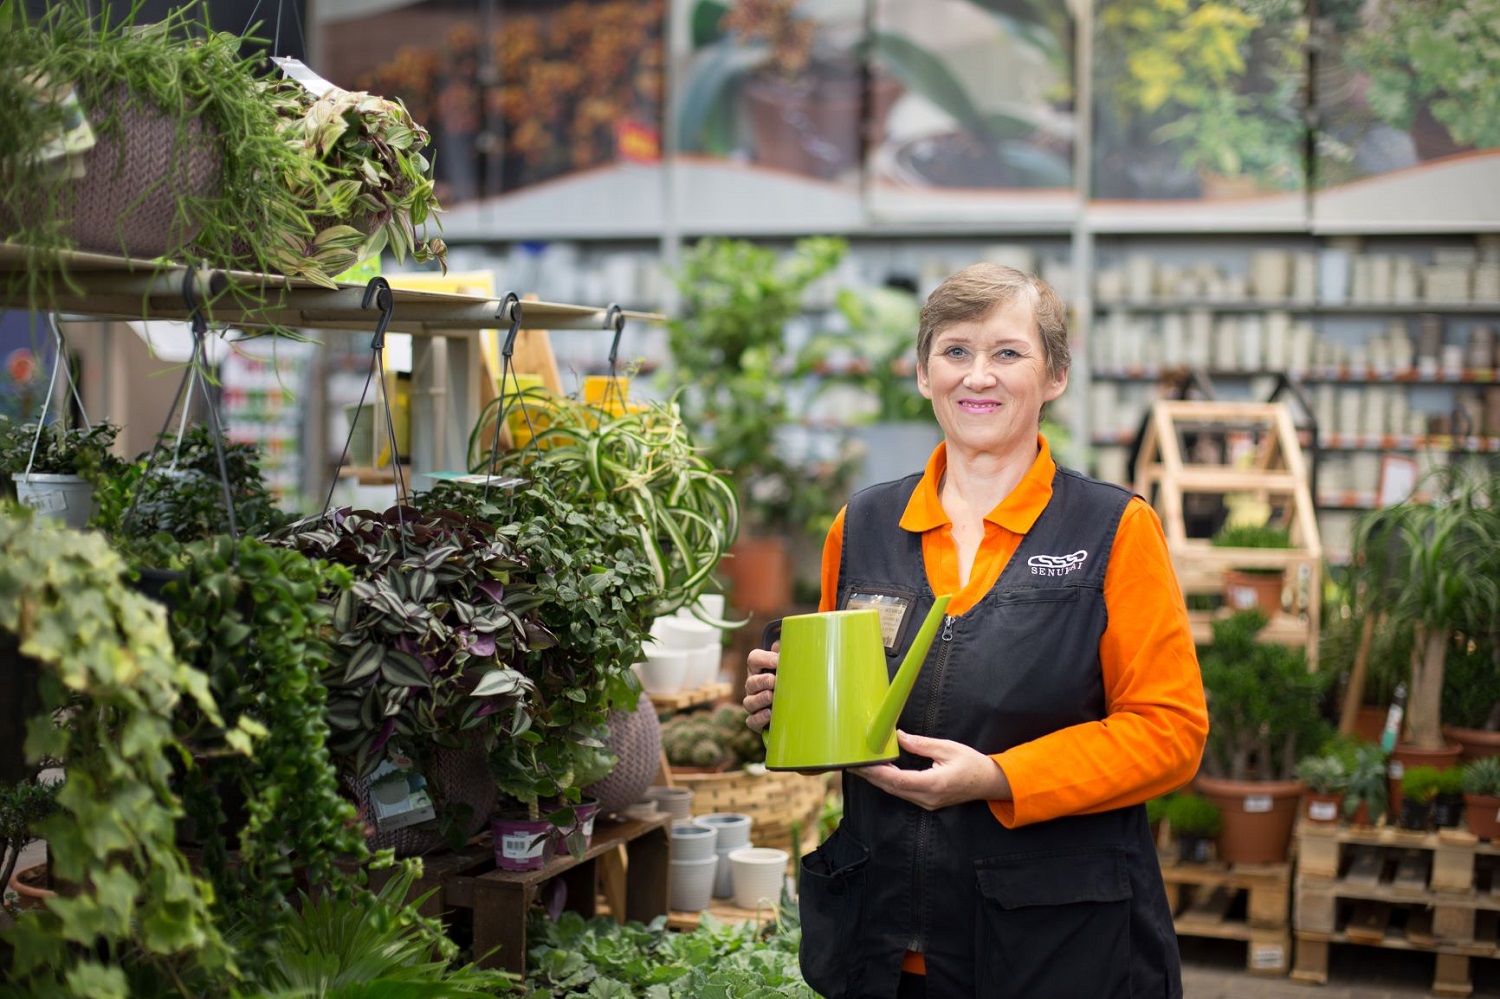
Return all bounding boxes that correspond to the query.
[602,302,627,416]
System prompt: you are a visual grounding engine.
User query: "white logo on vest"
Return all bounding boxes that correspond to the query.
[1026,549,1089,576]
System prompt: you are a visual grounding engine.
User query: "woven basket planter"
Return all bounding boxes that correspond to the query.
[4,88,220,259]
[671,765,828,855]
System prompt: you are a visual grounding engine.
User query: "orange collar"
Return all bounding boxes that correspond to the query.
[898,436,1056,536]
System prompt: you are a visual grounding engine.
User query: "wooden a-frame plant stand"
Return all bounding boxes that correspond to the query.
[1133,400,1322,670]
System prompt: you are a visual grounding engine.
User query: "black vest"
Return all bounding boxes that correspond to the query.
[797,466,1182,999]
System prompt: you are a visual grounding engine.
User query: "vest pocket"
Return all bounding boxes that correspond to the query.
[797,827,871,997]
[972,848,1133,998]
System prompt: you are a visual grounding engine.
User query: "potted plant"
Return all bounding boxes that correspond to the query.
[1461,756,1500,841]
[251,76,446,286]
[1196,609,1332,863]
[1164,793,1222,864]
[1397,765,1441,831]
[1210,519,1294,616]
[664,236,850,614]
[1,768,62,913]
[679,0,1074,187]
[1441,631,1500,762]
[1343,742,1389,827]
[1352,467,1500,777]
[1294,752,1350,826]
[0,0,316,305]
[1343,0,1500,163]
[1093,0,1305,198]
[0,417,122,528]
[273,505,540,854]
[0,505,231,991]
[1433,766,1466,829]
[661,705,767,773]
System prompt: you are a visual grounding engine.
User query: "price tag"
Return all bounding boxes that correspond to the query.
[1250,944,1284,969]
[502,831,544,861]
[1308,800,1338,822]
[1244,794,1273,813]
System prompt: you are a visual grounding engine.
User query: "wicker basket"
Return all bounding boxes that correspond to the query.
[670,766,829,855]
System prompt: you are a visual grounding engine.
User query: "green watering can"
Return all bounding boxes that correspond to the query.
[761,595,952,771]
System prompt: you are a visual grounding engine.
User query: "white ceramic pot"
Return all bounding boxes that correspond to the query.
[647,785,694,822]
[693,812,753,850]
[687,642,722,688]
[670,821,717,860]
[729,846,790,910]
[670,854,719,912]
[638,645,688,695]
[651,615,717,652]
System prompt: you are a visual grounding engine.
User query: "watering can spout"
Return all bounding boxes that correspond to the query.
[866,595,952,753]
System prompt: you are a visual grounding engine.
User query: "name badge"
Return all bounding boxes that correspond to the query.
[846,592,913,651]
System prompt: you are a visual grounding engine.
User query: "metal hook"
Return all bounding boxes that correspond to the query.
[498,292,523,359]
[604,303,626,372]
[362,276,395,350]
[182,267,209,338]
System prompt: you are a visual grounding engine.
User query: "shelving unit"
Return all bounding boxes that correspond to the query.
[1133,399,1322,663]
[0,245,663,486]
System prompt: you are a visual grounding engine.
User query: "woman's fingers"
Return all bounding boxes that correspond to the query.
[743,651,778,731]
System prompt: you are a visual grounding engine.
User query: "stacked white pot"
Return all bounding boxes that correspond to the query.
[650,613,722,689]
[693,812,753,898]
[669,821,718,911]
[728,846,790,910]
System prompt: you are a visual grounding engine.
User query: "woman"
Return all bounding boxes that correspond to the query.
[743,263,1208,999]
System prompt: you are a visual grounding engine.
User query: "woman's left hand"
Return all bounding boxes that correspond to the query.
[853,730,1012,810]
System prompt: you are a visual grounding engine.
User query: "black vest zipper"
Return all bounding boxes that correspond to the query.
[910,613,955,956]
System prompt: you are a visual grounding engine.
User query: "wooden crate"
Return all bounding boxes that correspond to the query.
[1159,856,1292,975]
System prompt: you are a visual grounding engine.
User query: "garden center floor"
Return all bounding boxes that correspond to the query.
[12,838,1500,996]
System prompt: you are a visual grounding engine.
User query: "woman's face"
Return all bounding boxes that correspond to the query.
[916,296,1068,457]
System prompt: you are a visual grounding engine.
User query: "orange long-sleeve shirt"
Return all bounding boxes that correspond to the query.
[823,437,1207,976]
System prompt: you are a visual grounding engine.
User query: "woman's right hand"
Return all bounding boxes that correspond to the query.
[743,648,778,732]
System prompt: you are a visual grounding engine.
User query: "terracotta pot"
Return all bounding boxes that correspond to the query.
[1443,725,1500,763]
[1222,569,1285,616]
[723,536,792,617]
[1354,705,1389,744]
[1197,169,1266,201]
[7,861,56,911]
[1303,791,1343,826]
[1388,742,1463,815]
[1194,774,1303,865]
[1464,793,1500,841]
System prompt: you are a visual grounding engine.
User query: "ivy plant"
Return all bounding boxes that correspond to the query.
[162,535,368,952]
[0,417,122,480]
[0,505,230,998]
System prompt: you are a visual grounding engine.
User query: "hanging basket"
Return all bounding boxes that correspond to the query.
[4,87,220,259]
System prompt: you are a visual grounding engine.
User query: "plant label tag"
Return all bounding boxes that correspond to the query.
[1389,760,1405,780]
[502,832,545,861]
[271,56,340,99]
[846,592,912,651]
[1250,944,1284,969]
[1244,794,1273,813]
[367,758,436,832]
[1308,800,1338,822]
[18,489,65,514]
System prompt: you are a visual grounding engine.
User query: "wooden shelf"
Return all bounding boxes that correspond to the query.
[649,682,731,714]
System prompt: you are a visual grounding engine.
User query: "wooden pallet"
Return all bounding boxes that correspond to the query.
[1159,857,1292,975]
[1292,911,1500,997]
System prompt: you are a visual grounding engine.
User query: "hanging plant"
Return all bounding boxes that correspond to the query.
[252,77,447,287]
[272,506,540,780]
[468,390,739,621]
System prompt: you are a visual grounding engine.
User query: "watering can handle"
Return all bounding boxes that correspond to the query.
[759,619,783,653]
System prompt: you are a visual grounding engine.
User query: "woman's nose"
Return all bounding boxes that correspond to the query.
[962,357,998,387]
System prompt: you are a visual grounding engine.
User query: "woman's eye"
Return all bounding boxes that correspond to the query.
[997,348,1021,360]
[942,345,967,359]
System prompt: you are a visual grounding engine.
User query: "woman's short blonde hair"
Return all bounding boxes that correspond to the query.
[917,263,1070,381]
